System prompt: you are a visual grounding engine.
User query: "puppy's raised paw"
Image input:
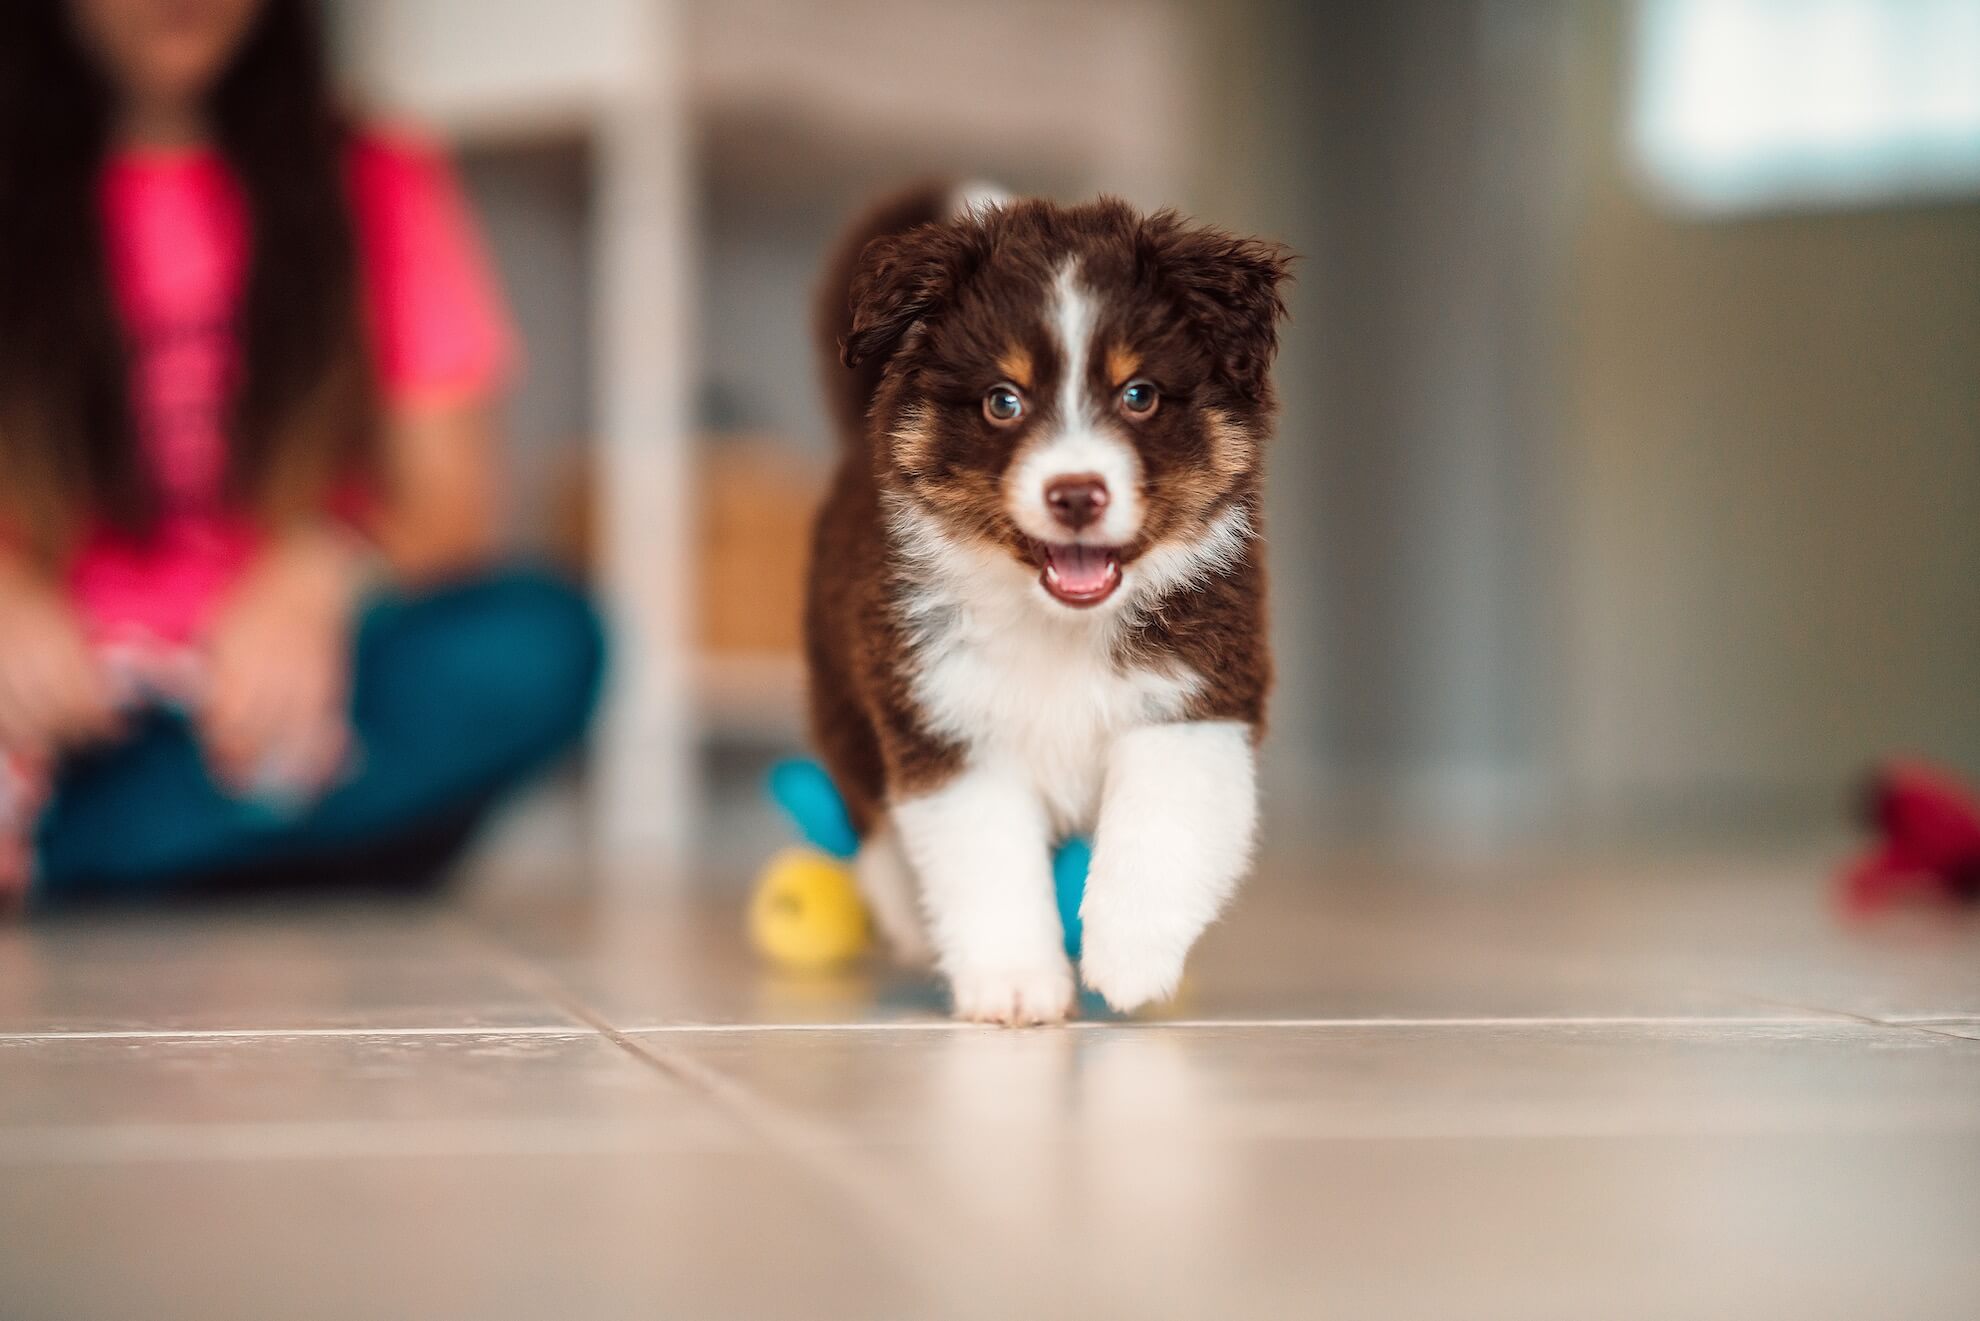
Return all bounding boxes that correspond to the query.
[949,960,1075,1026]
[1078,924,1189,1015]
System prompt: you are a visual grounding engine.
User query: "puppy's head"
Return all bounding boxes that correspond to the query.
[845,196,1291,611]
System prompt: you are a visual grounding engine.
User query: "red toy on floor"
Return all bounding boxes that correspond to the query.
[1839,761,1980,913]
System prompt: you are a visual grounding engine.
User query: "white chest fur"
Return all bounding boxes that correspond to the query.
[894,526,1199,833]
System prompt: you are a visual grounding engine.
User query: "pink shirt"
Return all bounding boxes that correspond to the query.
[72,130,515,643]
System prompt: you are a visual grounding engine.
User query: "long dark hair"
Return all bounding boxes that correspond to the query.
[0,0,373,556]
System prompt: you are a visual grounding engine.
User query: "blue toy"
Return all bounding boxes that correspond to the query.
[765,759,861,861]
[767,758,1091,959]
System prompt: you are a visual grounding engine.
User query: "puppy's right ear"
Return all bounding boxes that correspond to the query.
[842,224,971,369]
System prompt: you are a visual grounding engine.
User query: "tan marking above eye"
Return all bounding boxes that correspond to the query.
[1106,346,1142,387]
[996,346,1034,391]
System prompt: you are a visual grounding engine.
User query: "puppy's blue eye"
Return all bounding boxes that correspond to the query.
[1120,380,1158,415]
[984,385,1024,423]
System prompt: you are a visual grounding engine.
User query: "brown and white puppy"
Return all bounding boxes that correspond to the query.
[806,184,1290,1024]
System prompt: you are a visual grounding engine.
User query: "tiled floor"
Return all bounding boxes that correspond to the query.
[3,849,1978,1319]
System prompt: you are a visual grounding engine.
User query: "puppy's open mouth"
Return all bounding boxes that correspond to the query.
[1039,543,1123,607]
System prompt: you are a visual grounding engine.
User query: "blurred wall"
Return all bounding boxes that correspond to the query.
[1181,0,1332,823]
[1201,0,1979,840]
[1557,4,1980,829]
[1192,0,1575,836]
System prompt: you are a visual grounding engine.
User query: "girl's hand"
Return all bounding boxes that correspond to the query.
[0,554,118,761]
[201,526,370,797]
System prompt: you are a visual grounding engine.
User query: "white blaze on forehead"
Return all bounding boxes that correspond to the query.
[1006,261,1144,545]
[1052,262,1096,428]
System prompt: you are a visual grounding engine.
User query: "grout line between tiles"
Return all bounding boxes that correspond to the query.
[1869,1020,1980,1045]
[1672,990,1894,1028]
[0,1011,1876,1044]
[1673,992,1980,1045]
[448,918,1026,1321]
[0,1119,744,1166]
[0,1024,593,1042]
[620,1013,1853,1033]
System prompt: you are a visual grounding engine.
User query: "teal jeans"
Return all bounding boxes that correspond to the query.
[32,570,605,906]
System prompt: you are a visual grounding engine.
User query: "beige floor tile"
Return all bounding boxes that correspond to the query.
[1230,857,1980,1021]
[462,896,956,1028]
[0,1031,744,1158]
[467,882,1822,1029]
[655,1026,1980,1318]
[7,850,1977,1319]
[655,1020,1980,1145]
[960,1133,1978,1321]
[2,1150,949,1321]
[1442,906,1980,1022]
[1179,901,1820,1022]
[0,905,576,1032]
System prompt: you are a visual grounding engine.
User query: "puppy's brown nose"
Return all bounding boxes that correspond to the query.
[1045,474,1110,531]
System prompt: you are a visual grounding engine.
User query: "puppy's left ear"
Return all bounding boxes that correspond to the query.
[1143,216,1294,401]
[843,222,976,370]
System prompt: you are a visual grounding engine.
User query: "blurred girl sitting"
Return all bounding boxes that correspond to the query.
[0,0,605,905]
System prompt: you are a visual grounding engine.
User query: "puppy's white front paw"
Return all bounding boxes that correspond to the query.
[948,960,1075,1026]
[1078,915,1191,1014]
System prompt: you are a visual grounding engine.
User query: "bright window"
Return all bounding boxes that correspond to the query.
[1631,0,1980,212]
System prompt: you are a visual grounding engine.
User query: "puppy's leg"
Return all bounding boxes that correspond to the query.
[892,764,1072,1025]
[854,816,934,967]
[1080,721,1258,1013]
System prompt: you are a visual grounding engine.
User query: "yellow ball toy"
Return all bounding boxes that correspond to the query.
[747,847,872,971]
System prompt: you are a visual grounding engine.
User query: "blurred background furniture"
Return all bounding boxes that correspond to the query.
[330,0,1196,888]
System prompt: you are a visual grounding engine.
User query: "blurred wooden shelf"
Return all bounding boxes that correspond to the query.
[341,0,1186,208]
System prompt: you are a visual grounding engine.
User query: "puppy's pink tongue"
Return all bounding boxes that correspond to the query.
[1051,545,1113,591]
[1041,544,1122,605]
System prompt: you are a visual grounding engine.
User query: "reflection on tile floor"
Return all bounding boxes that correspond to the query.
[1,852,1977,1318]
